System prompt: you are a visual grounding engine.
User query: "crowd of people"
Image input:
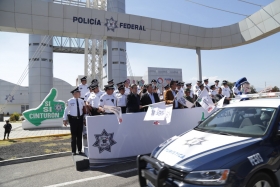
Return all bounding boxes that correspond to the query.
[62,76,238,155]
[80,77,237,114]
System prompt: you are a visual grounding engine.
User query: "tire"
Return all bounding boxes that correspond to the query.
[246,172,275,187]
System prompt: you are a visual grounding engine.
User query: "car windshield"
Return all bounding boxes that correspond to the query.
[196,107,277,137]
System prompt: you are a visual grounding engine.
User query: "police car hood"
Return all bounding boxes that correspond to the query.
[155,130,262,171]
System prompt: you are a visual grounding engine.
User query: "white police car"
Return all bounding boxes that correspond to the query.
[137,99,280,187]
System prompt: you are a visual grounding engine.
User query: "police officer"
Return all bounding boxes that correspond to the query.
[222,80,232,98]
[186,83,194,99]
[78,76,89,100]
[204,79,210,91]
[84,79,99,101]
[194,80,202,96]
[99,85,117,114]
[116,85,127,113]
[86,84,104,116]
[63,87,86,155]
[209,85,217,103]
[124,80,131,96]
[214,80,220,91]
[114,82,124,96]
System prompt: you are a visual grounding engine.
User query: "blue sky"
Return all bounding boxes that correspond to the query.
[0,0,279,90]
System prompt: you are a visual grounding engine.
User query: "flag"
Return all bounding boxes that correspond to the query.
[216,97,225,108]
[197,88,215,113]
[144,102,166,121]
[104,105,122,124]
[165,105,173,124]
[175,90,194,108]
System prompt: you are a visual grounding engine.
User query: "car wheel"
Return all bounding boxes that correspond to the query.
[246,172,275,187]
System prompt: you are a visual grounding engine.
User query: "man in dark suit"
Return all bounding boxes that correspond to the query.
[164,81,183,109]
[126,84,141,113]
[140,84,160,112]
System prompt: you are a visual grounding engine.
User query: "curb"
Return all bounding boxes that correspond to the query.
[0,133,71,141]
[0,151,72,166]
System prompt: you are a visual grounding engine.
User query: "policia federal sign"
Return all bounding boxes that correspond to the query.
[73,16,146,32]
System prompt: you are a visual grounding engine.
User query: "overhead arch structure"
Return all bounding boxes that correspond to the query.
[0,0,280,50]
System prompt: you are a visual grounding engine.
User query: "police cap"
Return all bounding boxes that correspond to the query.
[107,79,114,84]
[91,79,98,84]
[70,87,81,94]
[151,79,157,83]
[80,76,87,81]
[104,84,114,90]
[118,85,125,90]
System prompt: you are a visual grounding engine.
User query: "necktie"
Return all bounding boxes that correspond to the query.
[76,99,80,117]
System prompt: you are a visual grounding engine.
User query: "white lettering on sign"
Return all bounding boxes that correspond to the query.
[247,153,263,166]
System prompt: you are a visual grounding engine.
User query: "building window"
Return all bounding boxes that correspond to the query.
[49,59,53,62]
[29,43,31,46]
[41,58,47,61]
[113,61,119,64]
[120,62,126,64]
[33,43,39,46]
[32,58,39,61]
[112,48,118,51]
[49,45,53,47]
[120,48,125,52]
[41,43,47,46]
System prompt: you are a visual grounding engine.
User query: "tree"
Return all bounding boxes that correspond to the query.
[250,85,257,93]
[271,86,280,92]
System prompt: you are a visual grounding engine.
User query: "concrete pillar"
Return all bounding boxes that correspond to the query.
[196,47,202,81]
[107,0,127,84]
[28,35,53,108]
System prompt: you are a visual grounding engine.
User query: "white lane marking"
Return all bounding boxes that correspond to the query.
[44,168,137,187]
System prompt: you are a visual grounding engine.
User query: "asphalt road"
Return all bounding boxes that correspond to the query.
[0,156,139,187]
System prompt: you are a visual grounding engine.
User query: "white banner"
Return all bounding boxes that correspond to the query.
[86,107,211,165]
[104,105,122,124]
[197,88,215,113]
[144,102,166,121]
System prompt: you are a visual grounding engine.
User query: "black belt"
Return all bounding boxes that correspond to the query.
[68,115,83,119]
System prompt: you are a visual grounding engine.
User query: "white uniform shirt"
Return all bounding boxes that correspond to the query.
[232,86,239,96]
[193,85,200,95]
[204,84,210,90]
[99,93,117,113]
[113,89,120,97]
[209,90,217,96]
[78,83,89,98]
[215,85,220,91]
[63,98,85,120]
[116,94,127,107]
[125,87,130,95]
[222,87,231,98]
[197,88,202,96]
[189,89,194,98]
[87,91,105,108]
[84,91,91,101]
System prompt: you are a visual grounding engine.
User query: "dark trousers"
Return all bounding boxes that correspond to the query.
[68,116,84,153]
[4,130,10,139]
[120,107,126,114]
